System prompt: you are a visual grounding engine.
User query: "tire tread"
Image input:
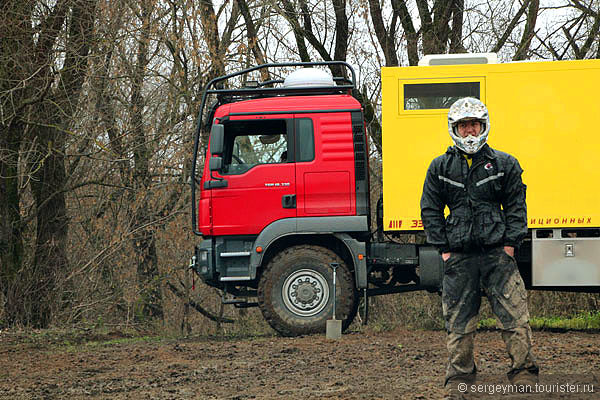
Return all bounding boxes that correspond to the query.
[257,245,356,336]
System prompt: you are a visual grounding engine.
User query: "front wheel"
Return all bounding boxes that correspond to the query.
[258,245,357,336]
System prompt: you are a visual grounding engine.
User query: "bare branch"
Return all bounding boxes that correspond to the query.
[563,25,583,58]
[513,0,539,60]
[492,0,530,53]
[236,0,270,80]
[579,6,600,58]
[166,280,236,323]
[570,0,599,16]
[392,0,418,65]
[368,0,399,66]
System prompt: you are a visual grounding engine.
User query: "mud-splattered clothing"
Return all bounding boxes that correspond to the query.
[443,247,538,384]
[420,144,538,387]
[443,248,529,334]
[420,144,527,254]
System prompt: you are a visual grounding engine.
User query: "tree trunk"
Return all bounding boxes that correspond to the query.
[29,120,70,327]
[236,0,270,81]
[393,0,419,65]
[280,0,311,62]
[199,0,225,79]
[130,0,163,320]
[0,121,25,326]
[0,0,96,328]
[368,0,400,66]
[27,0,97,328]
[449,0,467,53]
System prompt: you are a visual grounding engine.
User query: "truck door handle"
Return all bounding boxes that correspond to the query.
[204,179,228,189]
[282,194,296,209]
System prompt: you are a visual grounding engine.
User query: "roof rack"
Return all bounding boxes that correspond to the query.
[197,61,356,131]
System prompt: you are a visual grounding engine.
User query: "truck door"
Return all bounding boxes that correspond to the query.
[295,113,356,217]
[210,116,296,236]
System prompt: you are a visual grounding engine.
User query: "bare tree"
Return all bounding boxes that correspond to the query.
[83,0,246,324]
[0,0,97,328]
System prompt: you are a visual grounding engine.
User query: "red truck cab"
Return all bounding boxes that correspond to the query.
[191,62,374,335]
[199,94,364,236]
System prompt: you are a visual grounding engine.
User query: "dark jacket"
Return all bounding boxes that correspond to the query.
[420,144,527,253]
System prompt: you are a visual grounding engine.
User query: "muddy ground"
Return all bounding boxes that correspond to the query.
[1,328,599,399]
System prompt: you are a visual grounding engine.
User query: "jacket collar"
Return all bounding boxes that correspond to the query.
[447,144,495,160]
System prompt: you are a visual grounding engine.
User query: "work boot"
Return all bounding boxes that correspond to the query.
[443,376,473,400]
[443,384,468,400]
[508,368,539,393]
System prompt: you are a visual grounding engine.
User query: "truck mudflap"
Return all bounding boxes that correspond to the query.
[334,233,367,289]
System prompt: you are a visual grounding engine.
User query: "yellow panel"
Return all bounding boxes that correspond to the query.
[382,60,600,231]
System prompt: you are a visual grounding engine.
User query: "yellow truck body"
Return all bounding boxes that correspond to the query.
[381,59,600,232]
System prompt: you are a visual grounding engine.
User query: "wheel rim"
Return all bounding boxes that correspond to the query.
[282,269,330,317]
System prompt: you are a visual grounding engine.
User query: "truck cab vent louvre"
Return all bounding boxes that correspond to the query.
[355,160,366,180]
[353,127,366,180]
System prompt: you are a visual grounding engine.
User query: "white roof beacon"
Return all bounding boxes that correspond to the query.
[283,68,335,88]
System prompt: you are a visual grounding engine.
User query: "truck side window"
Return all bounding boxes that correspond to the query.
[296,118,314,162]
[221,119,289,175]
[404,82,480,110]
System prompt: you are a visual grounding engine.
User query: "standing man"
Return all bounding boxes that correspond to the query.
[420,97,539,399]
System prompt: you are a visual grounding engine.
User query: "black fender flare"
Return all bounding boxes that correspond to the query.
[249,216,368,288]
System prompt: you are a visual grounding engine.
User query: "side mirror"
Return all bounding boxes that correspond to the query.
[209,156,222,171]
[210,124,224,155]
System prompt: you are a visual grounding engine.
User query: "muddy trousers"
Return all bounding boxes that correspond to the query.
[442,247,539,386]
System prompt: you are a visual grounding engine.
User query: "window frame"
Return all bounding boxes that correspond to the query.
[294,117,315,163]
[220,118,294,175]
[398,77,486,115]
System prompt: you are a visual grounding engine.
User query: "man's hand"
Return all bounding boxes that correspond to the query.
[442,252,451,262]
[504,246,515,257]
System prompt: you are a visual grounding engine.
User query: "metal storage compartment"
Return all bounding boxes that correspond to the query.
[532,229,600,286]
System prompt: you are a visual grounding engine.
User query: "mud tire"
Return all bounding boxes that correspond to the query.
[258,245,357,336]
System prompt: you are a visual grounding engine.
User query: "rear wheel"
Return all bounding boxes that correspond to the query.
[258,245,357,336]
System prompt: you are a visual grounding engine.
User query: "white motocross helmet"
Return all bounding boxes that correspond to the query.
[447,97,490,154]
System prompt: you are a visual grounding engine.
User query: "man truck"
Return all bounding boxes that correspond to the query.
[190,55,600,336]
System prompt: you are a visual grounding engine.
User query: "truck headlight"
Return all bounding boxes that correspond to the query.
[200,250,208,262]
